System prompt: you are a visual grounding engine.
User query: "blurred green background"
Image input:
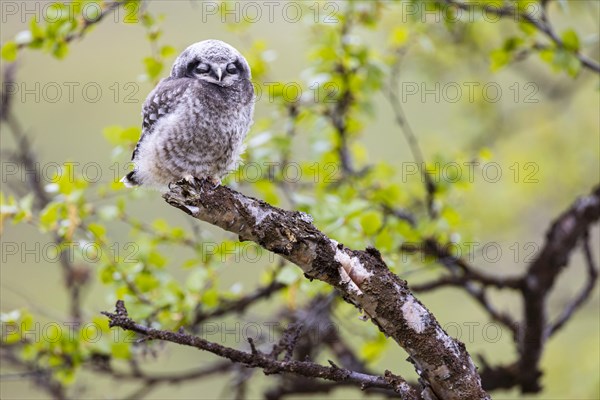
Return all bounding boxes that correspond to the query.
[1,1,598,399]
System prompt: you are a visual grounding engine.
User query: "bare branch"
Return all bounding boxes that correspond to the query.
[102,301,418,399]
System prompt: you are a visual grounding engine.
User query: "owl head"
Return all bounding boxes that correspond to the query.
[170,40,252,87]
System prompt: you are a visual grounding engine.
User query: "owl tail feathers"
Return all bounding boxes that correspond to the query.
[120,171,140,188]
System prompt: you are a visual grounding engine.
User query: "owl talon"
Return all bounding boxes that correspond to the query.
[210,178,221,189]
[168,181,175,190]
[183,175,196,185]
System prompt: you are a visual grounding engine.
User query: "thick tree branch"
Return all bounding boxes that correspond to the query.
[162,178,489,400]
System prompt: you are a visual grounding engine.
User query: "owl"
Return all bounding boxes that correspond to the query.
[121,39,255,191]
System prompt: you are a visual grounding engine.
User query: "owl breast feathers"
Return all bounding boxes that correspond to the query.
[121,39,255,191]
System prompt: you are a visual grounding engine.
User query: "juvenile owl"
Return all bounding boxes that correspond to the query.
[121,39,255,191]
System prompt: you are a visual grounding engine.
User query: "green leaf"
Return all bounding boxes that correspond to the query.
[553,49,582,77]
[388,27,408,47]
[39,202,62,231]
[361,332,388,362]
[201,288,219,307]
[99,265,115,284]
[1,41,18,61]
[121,127,142,143]
[255,180,279,205]
[151,218,169,233]
[103,126,140,146]
[141,12,155,28]
[147,250,167,268]
[103,126,124,145]
[518,21,537,36]
[441,207,460,226]
[143,57,163,79]
[30,18,45,39]
[490,49,510,72]
[13,194,34,223]
[88,223,106,239]
[561,29,580,51]
[479,148,493,161]
[539,48,555,64]
[360,211,382,236]
[52,41,69,59]
[135,272,160,292]
[375,229,394,253]
[502,37,523,52]
[160,45,176,58]
[91,316,111,334]
[111,341,131,359]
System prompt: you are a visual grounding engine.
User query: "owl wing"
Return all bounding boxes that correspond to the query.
[130,77,189,161]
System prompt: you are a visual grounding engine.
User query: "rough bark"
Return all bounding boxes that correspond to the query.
[163,178,490,400]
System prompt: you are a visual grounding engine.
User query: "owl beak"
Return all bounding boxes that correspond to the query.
[216,67,223,82]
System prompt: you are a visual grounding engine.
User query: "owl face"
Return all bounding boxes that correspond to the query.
[170,39,251,88]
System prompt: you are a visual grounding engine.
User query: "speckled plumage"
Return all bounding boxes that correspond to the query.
[122,40,255,191]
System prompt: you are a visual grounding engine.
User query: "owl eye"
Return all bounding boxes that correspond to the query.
[226,63,238,74]
[195,63,210,74]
